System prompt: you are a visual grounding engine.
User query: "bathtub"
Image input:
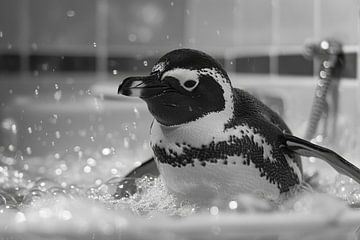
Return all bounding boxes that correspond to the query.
[0,73,359,240]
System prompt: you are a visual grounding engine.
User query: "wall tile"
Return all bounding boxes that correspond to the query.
[0,0,21,51]
[185,0,235,50]
[320,0,359,45]
[107,0,185,51]
[29,0,96,51]
[234,0,272,46]
[278,0,314,45]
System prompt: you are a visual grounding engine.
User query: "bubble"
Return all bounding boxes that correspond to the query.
[23,189,46,205]
[34,89,39,96]
[143,61,148,67]
[34,178,61,192]
[170,1,174,6]
[27,127,32,134]
[216,29,220,35]
[93,42,97,48]
[48,187,68,198]
[0,31,3,38]
[128,34,137,42]
[112,69,118,75]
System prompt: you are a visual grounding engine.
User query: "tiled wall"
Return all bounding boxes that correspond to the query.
[0,0,358,78]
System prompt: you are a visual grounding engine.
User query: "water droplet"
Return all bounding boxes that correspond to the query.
[54,153,60,159]
[27,127,32,134]
[54,90,62,101]
[34,178,60,192]
[123,138,130,148]
[210,206,219,215]
[143,61,148,67]
[216,30,220,35]
[8,145,15,152]
[320,40,329,50]
[83,165,92,173]
[319,70,327,79]
[31,43,38,50]
[11,124,17,134]
[60,210,72,221]
[170,1,174,6]
[128,34,137,42]
[0,31,3,38]
[112,69,118,75]
[26,147,32,155]
[186,9,190,15]
[55,168,62,175]
[90,136,95,142]
[166,35,170,40]
[86,157,96,166]
[23,189,46,205]
[15,212,26,223]
[102,148,111,156]
[55,131,61,139]
[228,200,238,210]
[7,44,12,49]
[66,10,76,17]
[9,89,13,94]
[73,146,81,152]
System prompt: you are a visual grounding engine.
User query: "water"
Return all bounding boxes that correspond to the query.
[0,145,359,239]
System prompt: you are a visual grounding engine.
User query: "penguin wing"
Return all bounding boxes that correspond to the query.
[283,134,360,184]
[115,157,159,198]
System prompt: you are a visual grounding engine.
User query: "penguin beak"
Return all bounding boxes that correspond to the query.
[118,74,169,99]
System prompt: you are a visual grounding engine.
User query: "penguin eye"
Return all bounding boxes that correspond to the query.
[184,80,197,88]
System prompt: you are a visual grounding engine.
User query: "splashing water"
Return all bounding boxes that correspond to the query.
[0,143,359,239]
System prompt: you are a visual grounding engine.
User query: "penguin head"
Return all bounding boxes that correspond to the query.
[118,49,234,126]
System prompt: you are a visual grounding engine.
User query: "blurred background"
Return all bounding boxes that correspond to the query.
[0,0,359,159]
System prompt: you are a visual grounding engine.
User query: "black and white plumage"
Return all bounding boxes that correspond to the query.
[118,49,360,203]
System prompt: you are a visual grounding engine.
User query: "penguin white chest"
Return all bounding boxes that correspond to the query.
[150,119,283,202]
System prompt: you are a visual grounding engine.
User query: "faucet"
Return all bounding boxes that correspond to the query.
[304,39,344,144]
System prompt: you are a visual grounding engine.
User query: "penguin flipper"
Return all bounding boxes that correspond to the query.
[283,134,360,184]
[115,157,159,199]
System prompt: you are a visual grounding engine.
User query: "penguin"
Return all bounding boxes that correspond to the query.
[118,49,360,203]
